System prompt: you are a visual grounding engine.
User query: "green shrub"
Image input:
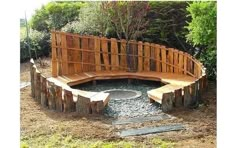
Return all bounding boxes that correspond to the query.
[185,2,217,80]
[20,30,50,62]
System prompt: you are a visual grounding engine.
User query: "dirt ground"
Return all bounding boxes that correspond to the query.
[20,58,216,147]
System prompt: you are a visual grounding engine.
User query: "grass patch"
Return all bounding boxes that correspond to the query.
[21,133,175,148]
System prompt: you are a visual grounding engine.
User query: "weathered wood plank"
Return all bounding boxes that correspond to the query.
[55,85,63,112]
[150,43,156,71]
[129,40,138,71]
[111,38,119,71]
[162,92,174,112]
[190,82,197,106]
[61,33,68,75]
[174,88,183,107]
[101,37,110,70]
[168,48,174,73]
[51,32,57,77]
[183,53,187,75]
[66,35,75,75]
[155,44,161,72]
[76,95,91,114]
[40,75,48,108]
[144,42,150,71]
[88,36,95,71]
[161,46,167,72]
[138,41,143,72]
[81,37,89,72]
[178,51,184,74]
[47,81,56,110]
[184,85,191,107]
[63,89,76,112]
[94,37,101,71]
[73,36,81,73]
[173,49,179,73]
[120,39,127,70]
[198,77,203,102]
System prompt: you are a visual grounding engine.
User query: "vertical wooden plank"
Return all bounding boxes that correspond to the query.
[168,48,174,73]
[94,36,101,71]
[66,35,75,75]
[55,85,63,112]
[198,77,203,102]
[174,88,183,107]
[144,42,150,71]
[47,81,56,110]
[155,44,161,72]
[173,49,179,73]
[150,43,156,71]
[51,32,57,77]
[55,33,62,76]
[178,51,184,74]
[183,53,187,75]
[101,37,110,71]
[190,82,197,106]
[88,36,95,71]
[40,75,48,108]
[73,36,82,73]
[162,92,174,112]
[161,46,167,72]
[120,39,127,70]
[81,37,89,72]
[63,89,76,112]
[128,40,138,71]
[111,38,119,70]
[61,33,68,75]
[138,41,143,72]
[184,85,191,107]
[76,95,91,114]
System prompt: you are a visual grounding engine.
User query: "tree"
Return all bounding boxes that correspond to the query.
[185,2,217,80]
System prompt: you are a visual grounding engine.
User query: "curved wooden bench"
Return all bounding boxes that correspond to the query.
[29,31,207,114]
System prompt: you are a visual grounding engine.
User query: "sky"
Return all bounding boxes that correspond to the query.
[19,0,52,19]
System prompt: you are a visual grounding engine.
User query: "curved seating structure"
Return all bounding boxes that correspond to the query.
[29,31,207,114]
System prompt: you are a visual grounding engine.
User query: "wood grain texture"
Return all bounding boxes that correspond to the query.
[144,42,150,71]
[168,48,174,73]
[138,41,143,72]
[120,39,127,70]
[155,44,161,72]
[63,89,75,112]
[101,37,110,70]
[81,37,89,72]
[94,37,101,71]
[161,46,167,72]
[111,38,119,70]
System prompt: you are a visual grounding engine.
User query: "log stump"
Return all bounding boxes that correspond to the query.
[55,85,63,112]
[76,95,91,114]
[47,81,56,110]
[161,92,174,112]
[174,88,183,107]
[40,75,48,107]
[63,89,76,112]
[184,85,191,107]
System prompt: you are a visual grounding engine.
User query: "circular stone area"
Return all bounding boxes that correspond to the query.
[103,89,142,100]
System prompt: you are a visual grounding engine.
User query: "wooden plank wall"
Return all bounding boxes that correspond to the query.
[51,31,203,79]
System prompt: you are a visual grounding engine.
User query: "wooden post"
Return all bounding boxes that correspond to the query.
[63,89,76,112]
[61,33,68,75]
[47,81,56,110]
[174,88,183,107]
[144,42,150,71]
[94,36,101,71]
[161,46,167,72]
[96,101,104,114]
[111,38,119,71]
[155,44,161,72]
[162,92,174,112]
[138,41,143,72]
[76,95,91,114]
[184,85,191,107]
[88,36,95,71]
[173,49,179,73]
[178,51,184,74]
[40,75,48,108]
[73,36,82,73]
[198,77,203,102]
[183,53,187,75]
[101,37,110,71]
[168,48,174,73]
[190,82,197,106]
[51,32,57,77]
[55,85,63,112]
[120,39,127,70]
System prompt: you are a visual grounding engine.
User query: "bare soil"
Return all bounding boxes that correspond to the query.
[20,58,216,147]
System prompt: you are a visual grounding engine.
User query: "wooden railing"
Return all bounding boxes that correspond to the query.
[51,31,205,79]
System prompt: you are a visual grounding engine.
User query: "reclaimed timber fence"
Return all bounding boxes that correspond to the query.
[29,31,208,114]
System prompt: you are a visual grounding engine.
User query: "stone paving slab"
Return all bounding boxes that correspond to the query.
[119,124,185,137]
[20,82,31,89]
[112,114,170,125]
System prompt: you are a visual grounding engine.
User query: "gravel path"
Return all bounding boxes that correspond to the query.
[72,79,164,118]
